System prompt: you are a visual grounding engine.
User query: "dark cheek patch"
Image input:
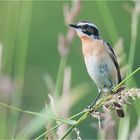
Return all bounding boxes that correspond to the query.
[86,27,92,33]
[83,30,92,35]
[93,28,99,36]
[89,28,94,34]
[81,25,99,37]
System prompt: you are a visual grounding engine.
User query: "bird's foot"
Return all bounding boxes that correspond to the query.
[115,86,125,94]
[85,104,94,113]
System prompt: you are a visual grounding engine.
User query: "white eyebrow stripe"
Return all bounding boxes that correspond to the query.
[77,22,98,29]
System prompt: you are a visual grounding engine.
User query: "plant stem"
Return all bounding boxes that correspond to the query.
[60,66,140,139]
[0,102,80,125]
[6,2,32,137]
[54,56,67,98]
[128,2,140,75]
[34,110,85,140]
[34,123,61,140]
[35,66,140,140]
[113,66,140,91]
[60,112,89,140]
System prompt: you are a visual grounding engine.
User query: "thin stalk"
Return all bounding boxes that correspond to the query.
[54,56,67,98]
[0,102,77,125]
[118,2,140,139]
[96,1,118,43]
[35,110,85,140]
[0,102,43,117]
[128,2,140,75]
[34,124,62,140]
[60,112,89,140]
[113,66,140,91]
[3,2,21,138]
[60,66,140,139]
[34,43,68,140]
[35,66,140,140]
[6,2,32,137]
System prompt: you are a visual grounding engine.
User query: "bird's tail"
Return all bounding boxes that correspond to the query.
[114,102,125,118]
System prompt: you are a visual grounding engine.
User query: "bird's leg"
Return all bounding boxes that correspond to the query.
[91,91,102,107]
[87,88,102,111]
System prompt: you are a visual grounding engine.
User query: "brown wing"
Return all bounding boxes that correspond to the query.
[104,41,122,84]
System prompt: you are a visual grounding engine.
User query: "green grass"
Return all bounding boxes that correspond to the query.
[0,1,139,139]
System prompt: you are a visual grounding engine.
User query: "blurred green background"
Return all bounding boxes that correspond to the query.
[0,0,140,139]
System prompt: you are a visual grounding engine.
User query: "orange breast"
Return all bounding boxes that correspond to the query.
[81,36,107,58]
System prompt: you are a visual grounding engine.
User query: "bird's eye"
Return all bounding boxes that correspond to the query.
[93,28,99,36]
[86,27,91,32]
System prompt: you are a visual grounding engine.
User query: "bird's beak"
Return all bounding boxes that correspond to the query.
[69,24,78,29]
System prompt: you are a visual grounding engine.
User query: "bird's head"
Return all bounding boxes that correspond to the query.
[69,21,100,39]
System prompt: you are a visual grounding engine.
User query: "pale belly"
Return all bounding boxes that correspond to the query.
[84,55,118,93]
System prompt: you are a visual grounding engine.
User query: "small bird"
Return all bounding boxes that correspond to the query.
[69,21,125,118]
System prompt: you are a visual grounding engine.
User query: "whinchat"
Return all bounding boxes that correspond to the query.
[69,21,125,118]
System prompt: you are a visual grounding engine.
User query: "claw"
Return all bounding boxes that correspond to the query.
[85,105,95,114]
